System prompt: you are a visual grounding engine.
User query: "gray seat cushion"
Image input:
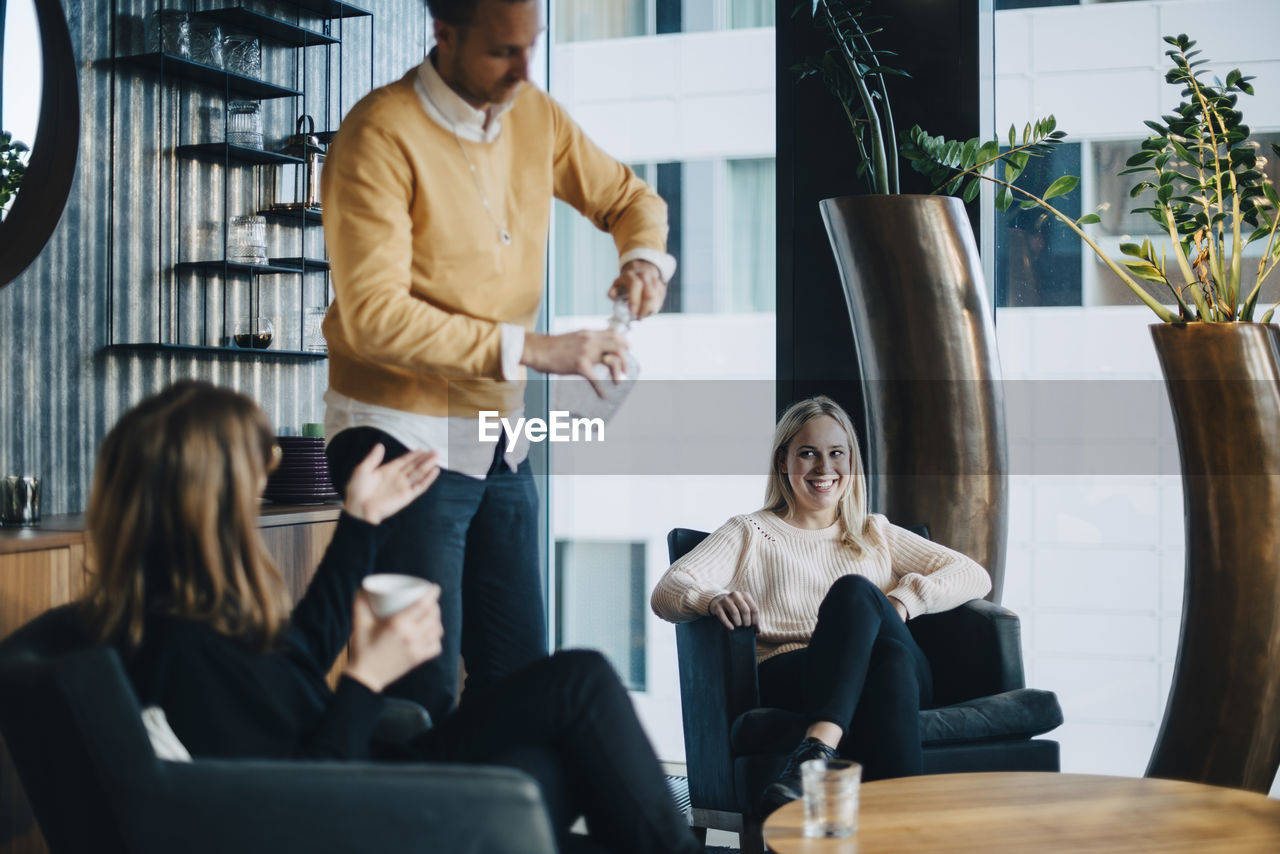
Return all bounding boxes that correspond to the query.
[920,688,1063,745]
[730,688,1063,754]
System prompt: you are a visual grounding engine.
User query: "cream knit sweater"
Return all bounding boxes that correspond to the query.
[651,511,992,661]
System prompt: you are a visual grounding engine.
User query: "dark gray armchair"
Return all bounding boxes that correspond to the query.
[667,528,1063,854]
[0,606,558,854]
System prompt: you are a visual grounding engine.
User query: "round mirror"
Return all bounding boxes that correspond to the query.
[2,0,41,220]
[0,0,78,288]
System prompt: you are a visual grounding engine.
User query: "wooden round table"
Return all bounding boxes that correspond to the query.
[762,772,1280,853]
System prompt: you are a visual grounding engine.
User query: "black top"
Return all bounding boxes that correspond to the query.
[123,514,386,760]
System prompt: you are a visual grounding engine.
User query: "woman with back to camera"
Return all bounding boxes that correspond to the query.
[651,395,991,814]
[79,380,700,854]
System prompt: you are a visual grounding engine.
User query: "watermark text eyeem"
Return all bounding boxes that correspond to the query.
[478,410,605,444]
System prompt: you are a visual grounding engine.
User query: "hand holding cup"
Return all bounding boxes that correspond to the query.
[346,577,443,692]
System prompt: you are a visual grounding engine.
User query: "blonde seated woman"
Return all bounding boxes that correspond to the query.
[651,396,992,815]
[79,381,700,854]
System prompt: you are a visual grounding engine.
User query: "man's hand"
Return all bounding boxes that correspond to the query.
[609,259,666,319]
[708,590,760,630]
[521,329,629,397]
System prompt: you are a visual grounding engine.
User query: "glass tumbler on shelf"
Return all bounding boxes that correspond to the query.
[147,10,191,58]
[223,33,261,78]
[226,101,263,149]
[190,21,224,68]
[228,215,268,264]
[303,306,328,353]
[233,316,274,350]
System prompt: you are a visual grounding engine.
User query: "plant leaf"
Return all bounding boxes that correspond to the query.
[1042,175,1079,200]
[1246,224,1273,246]
[995,186,1013,212]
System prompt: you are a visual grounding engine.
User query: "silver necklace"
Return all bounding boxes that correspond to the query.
[420,78,512,246]
[452,133,512,246]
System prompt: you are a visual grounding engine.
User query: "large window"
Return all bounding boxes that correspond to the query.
[995,132,1280,310]
[555,540,647,690]
[554,158,775,317]
[994,143,1082,307]
[547,1,776,763]
[991,0,1280,795]
[554,0,774,42]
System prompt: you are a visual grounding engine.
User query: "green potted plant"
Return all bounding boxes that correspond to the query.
[902,35,1280,324]
[0,131,30,220]
[793,0,907,194]
[902,34,1280,795]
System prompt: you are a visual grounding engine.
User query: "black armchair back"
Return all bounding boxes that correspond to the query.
[0,606,559,854]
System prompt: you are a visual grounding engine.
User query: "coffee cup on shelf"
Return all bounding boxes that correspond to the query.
[362,574,435,618]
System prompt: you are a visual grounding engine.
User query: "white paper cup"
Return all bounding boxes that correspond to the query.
[362,574,433,618]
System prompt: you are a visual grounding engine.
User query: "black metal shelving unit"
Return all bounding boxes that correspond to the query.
[105,343,328,360]
[175,142,305,166]
[196,8,338,48]
[109,0,373,357]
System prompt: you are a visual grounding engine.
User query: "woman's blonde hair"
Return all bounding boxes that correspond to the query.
[82,381,290,652]
[763,395,870,553]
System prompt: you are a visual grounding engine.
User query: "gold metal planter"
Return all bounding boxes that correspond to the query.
[819,195,1007,597]
[1148,321,1280,792]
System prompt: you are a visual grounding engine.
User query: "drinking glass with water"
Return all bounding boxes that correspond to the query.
[801,758,861,838]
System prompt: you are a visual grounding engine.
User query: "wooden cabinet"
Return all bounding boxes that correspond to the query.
[0,546,86,645]
[0,507,341,854]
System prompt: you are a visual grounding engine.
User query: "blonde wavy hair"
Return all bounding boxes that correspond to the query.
[763,395,870,553]
[82,381,290,653]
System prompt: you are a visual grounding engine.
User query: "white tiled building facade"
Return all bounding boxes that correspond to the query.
[545,0,1280,797]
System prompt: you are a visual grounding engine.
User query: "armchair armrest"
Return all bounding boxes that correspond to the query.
[372,696,433,753]
[674,617,758,813]
[151,759,556,854]
[908,599,1026,705]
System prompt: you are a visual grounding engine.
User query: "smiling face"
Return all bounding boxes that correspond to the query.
[434,0,543,110]
[779,414,853,528]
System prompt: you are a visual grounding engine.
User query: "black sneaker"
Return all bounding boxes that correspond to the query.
[757,737,840,816]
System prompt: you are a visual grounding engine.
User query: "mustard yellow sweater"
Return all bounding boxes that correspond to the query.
[321,70,670,417]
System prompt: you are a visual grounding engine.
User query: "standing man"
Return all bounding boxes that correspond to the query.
[321,0,675,721]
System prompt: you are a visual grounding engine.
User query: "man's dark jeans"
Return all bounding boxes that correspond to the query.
[326,427,547,722]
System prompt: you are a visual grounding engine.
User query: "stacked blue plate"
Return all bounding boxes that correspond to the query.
[264,436,339,504]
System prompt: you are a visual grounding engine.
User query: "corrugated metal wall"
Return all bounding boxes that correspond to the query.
[0,0,429,514]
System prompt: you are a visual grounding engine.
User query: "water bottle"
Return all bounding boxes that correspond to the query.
[551,292,640,423]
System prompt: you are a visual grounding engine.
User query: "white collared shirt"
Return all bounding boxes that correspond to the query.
[325,56,675,477]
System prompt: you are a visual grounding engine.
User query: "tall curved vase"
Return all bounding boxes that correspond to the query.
[819,195,1007,598]
[1148,322,1280,792]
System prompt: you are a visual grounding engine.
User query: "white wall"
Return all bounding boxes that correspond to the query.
[552,27,775,162]
[996,0,1280,139]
